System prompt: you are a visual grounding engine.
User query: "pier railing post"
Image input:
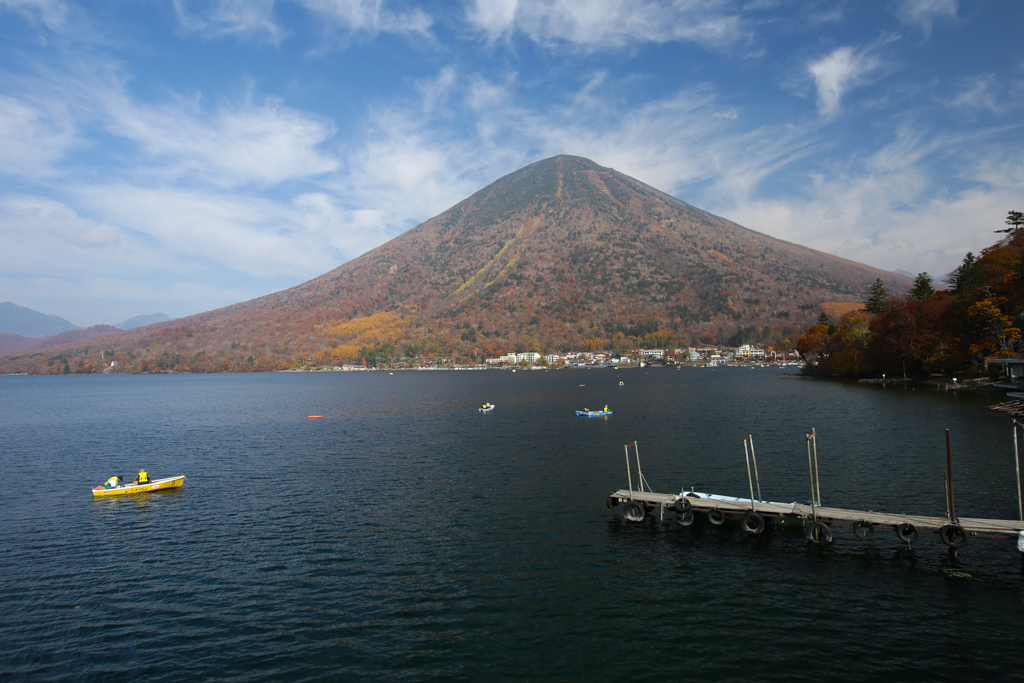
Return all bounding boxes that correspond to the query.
[1014,421,1023,522]
[625,443,634,500]
[946,429,957,524]
[749,435,762,504]
[744,438,756,512]
[807,429,817,522]
[812,429,821,507]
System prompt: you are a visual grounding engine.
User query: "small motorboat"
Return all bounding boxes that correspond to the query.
[479,403,495,412]
[92,475,186,498]
[576,409,612,417]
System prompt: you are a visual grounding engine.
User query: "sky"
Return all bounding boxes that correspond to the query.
[0,0,1021,327]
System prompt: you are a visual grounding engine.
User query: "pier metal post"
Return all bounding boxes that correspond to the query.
[812,429,821,507]
[625,443,634,500]
[943,471,950,522]
[635,441,649,493]
[744,438,756,512]
[807,430,817,522]
[749,435,762,504]
[946,429,957,523]
[1014,421,1023,521]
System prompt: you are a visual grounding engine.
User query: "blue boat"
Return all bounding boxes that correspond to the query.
[576,408,612,417]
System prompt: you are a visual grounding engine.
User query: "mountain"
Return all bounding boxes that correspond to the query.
[117,313,171,330]
[0,155,910,374]
[0,302,78,337]
[0,326,121,357]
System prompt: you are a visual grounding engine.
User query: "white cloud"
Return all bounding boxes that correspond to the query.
[950,74,1001,112]
[0,0,69,32]
[465,0,748,51]
[172,0,285,43]
[808,46,881,118]
[172,0,431,43]
[102,93,340,188]
[299,0,432,37]
[896,0,957,38]
[0,94,77,179]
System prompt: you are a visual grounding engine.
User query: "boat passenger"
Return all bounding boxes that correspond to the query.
[103,475,122,489]
[603,405,608,412]
[134,470,150,485]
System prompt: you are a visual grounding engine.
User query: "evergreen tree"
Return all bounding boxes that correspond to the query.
[997,210,1023,234]
[864,278,890,314]
[949,252,985,294]
[909,272,935,302]
[816,312,831,326]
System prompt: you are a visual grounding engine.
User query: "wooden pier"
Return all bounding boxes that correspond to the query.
[606,488,1024,547]
[609,431,1024,550]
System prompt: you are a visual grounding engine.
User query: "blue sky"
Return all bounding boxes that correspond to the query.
[0,0,1021,327]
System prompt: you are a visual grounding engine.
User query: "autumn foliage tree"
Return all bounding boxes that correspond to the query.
[797,210,1024,378]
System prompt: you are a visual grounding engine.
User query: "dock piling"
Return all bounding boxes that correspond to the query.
[743,438,756,512]
[946,429,957,524]
[749,435,762,504]
[1014,421,1023,522]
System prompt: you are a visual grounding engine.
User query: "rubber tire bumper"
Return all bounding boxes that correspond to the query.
[938,523,969,549]
[895,523,919,544]
[707,509,726,526]
[806,521,833,544]
[622,501,646,523]
[606,496,620,509]
[740,511,766,535]
[673,498,692,514]
[676,510,695,527]
[852,521,874,540]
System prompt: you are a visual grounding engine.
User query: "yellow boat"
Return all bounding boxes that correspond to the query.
[92,475,186,498]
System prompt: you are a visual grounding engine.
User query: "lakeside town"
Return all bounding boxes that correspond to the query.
[300,343,802,371]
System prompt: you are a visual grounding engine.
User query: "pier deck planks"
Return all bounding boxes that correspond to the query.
[610,489,1024,538]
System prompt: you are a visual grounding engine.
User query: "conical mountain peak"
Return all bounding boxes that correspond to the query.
[0,156,909,372]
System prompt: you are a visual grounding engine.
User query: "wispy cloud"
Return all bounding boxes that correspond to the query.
[896,0,957,39]
[172,0,432,44]
[0,94,77,179]
[172,0,285,43]
[0,0,69,32]
[465,0,749,51]
[807,45,882,118]
[299,0,432,38]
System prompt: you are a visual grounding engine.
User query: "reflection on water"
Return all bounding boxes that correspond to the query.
[2,369,1023,682]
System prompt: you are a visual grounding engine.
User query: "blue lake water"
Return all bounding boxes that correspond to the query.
[2,367,1024,681]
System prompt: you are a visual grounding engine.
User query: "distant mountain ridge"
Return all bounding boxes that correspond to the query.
[0,155,910,373]
[0,301,78,337]
[117,313,171,330]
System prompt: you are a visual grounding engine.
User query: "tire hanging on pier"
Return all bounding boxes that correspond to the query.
[622,501,646,523]
[806,521,833,544]
[606,496,620,509]
[938,523,969,549]
[852,521,874,540]
[707,509,726,526]
[676,510,695,527]
[674,498,692,514]
[740,511,766,535]
[895,523,919,544]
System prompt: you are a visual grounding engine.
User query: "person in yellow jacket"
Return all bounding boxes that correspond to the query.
[103,475,123,489]
[133,470,150,485]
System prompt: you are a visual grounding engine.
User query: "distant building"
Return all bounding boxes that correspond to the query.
[640,349,664,358]
[516,352,541,364]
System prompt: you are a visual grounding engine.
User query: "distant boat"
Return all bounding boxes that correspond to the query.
[479,403,495,412]
[618,381,624,386]
[576,408,612,417]
[92,475,186,498]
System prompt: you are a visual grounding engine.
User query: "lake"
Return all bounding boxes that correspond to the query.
[2,367,1023,681]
